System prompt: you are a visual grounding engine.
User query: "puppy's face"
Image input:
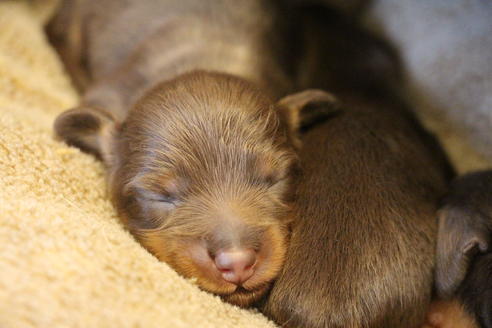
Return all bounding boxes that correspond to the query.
[55,71,337,306]
[115,74,296,306]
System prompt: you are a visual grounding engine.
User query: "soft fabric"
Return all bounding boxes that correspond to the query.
[0,1,275,327]
[0,1,490,328]
[364,0,492,172]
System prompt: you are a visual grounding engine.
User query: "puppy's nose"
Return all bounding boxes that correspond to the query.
[215,248,256,285]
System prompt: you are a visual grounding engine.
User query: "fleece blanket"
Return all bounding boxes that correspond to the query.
[0,1,276,327]
[0,1,489,328]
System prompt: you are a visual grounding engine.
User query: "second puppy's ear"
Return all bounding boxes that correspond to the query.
[277,89,340,146]
[435,206,490,298]
[54,106,118,163]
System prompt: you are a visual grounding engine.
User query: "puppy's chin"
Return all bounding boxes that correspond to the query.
[221,284,271,307]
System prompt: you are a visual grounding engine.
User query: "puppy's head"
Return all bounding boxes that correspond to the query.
[435,171,492,298]
[434,171,492,327]
[54,71,337,306]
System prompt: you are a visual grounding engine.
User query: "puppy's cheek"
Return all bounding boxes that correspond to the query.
[223,283,271,307]
[137,232,235,294]
[424,300,478,328]
[225,224,289,307]
[245,224,289,289]
[174,240,236,295]
[130,227,168,260]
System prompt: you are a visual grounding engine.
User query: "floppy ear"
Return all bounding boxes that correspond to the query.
[277,89,340,141]
[435,206,490,298]
[54,106,118,163]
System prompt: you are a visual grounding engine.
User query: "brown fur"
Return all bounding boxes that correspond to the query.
[262,7,453,327]
[50,0,337,307]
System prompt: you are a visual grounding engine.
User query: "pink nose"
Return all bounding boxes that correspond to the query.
[214,248,257,285]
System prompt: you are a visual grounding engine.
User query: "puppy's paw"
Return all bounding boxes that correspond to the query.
[422,300,477,328]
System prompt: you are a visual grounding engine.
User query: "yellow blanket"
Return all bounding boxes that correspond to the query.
[0,1,488,327]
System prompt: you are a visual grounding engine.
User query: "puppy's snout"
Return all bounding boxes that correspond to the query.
[214,248,257,285]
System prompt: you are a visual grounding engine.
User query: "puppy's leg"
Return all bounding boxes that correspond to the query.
[422,300,477,328]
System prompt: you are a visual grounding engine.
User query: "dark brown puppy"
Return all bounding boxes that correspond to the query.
[262,7,453,327]
[429,170,492,328]
[49,0,336,307]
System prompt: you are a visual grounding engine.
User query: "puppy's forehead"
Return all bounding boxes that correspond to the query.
[125,73,290,161]
[127,73,282,143]
[134,71,276,118]
[144,139,287,190]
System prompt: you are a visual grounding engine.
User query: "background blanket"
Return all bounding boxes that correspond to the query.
[0,0,489,327]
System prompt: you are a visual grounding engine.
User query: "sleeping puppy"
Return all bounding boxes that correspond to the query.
[428,170,492,328]
[49,0,336,307]
[262,6,453,327]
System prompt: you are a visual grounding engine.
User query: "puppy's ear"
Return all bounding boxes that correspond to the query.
[54,106,118,163]
[277,89,340,143]
[435,206,490,298]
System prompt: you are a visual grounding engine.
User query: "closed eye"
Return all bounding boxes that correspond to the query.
[134,188,179,207]
[264,174,288,189]
[141,193,178,213]
[146,194,177,204]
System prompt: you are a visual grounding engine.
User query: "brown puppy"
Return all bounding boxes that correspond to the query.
[49,0,336,307]
[262,6,453,327]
